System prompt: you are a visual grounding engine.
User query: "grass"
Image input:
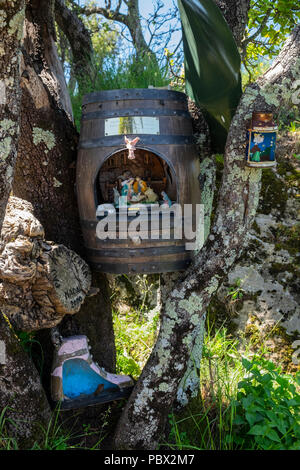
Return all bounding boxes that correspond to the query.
[163,320,254,450]
[1,301,299,450]
[113,304,160,379]
[71,53,170,130]
[0,403,110,450]
[163,319,300,450]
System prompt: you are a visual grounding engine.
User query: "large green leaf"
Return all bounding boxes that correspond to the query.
[178,0,242,151]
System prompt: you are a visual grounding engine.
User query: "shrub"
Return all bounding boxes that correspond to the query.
[229,357,300,450]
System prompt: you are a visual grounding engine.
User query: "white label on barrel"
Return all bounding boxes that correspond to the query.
[105,116,160,136]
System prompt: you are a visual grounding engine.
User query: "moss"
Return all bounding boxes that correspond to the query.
[264,324,298,373]
[244,319,261,346]
[259,167,288,215]
[242,315,299,374]
[274,223,300,256]
[269,262,300,277]
[251,220,261,235]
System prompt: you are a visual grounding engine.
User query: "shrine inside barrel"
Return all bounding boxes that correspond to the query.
[76,88,201,274]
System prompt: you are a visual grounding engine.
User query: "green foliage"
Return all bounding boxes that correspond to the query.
[113,304,160,379]
[243,0,300,83]
[164,323,253,450]
[70,53,169,130]
[277,105,300,133]
[230,358,300,450]
[0,404,108,450]
[16,331,44,376]
[165,321,300,450]
[0,407,18,450]
[227,278,245,301]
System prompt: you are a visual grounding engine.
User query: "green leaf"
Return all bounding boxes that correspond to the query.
[246,411,264,427]
[177,0,242,151]
[267,429,281,443]
[248,424,267,436]
[241,357,253,371]
[233,415,246,425]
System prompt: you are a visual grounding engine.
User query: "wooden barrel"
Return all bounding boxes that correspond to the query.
[76,88,201,274]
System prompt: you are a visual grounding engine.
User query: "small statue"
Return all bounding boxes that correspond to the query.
[121,177,134,202]
[144,187,159,203]
[133,176,147,195]
[113,186,120,206]
[161,191,172,208]
[120,180,128,197]
[124,136,140,160]
[131,192,146,203]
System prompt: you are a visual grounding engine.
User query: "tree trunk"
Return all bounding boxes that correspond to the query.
[114,26,300,449]
[0,312,51,448]
[12,0,116,372]
[54,0,94,89]
[214,0,250,48]
[125,0,158,62]
[0,0,25,232]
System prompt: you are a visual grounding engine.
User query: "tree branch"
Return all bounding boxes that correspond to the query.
[242,7,273,49]
[54,0,94,82]
[73,0,129,26]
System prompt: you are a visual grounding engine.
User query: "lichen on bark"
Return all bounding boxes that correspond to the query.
[0,0,25,232]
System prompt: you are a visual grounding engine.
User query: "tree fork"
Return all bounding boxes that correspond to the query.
[114,26,300,450]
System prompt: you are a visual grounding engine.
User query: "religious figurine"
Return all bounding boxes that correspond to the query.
[133,176,147,194]
[51,335,134,410]
[124,136,140,160]
[161,191,172,208]
[131,192,146,203]
[144,187,159,203]
[113,186,120,206]
[120,177,134,204]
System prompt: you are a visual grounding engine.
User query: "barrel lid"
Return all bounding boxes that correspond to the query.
[82,88,187,105]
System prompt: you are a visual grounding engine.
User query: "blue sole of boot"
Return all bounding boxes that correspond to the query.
[54,386,134,411]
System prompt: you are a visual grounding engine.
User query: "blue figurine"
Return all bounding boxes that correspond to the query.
[113,186,120,206]
[161,191,172,208]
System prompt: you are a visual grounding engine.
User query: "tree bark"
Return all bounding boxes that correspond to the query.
[0,0,25,232]
[0,196,91,332]
[114,26,300,449]
[0,312,51,448]
[54,0,94,87]
[12,0,116,372]
[214,0,250,49]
